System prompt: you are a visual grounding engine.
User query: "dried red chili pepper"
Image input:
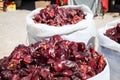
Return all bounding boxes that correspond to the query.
[0,35,106,80]
[105,23,120,43]
[33,4,85,26]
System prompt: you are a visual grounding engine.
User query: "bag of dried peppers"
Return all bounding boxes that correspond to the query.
[26,4,96,47]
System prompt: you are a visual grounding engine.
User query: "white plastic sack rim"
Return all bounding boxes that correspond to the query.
[98,19,120,52]
[26,4,94,37]
[88,59,110,80]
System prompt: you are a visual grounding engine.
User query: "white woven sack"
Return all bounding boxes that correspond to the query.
[98,19,120,52]
[26,4,96,45]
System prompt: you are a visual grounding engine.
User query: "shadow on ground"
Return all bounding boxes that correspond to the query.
[18,0,35,11]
